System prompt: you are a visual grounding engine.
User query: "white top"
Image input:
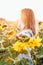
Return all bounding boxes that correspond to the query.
[16,29,34,39]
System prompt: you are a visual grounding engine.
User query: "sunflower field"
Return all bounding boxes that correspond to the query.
[0,20,43,65]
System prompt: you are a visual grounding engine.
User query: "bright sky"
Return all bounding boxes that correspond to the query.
[0,0,43,21]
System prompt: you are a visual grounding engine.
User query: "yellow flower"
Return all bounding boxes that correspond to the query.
[33,60,36,64]
[6,31,16,38]
[2,25,7,28]
[34,36,42,47]
[13,41,29,52]
[13,36,42,52]
[25,38,35,48]
[13,41,24,52]
[0,25,6,30]
[9,26,14,31]
[25,37,42,48]
[5,57,10,62]
[29,37,34,43]
[0,26,3,30]
[35,36,42,43]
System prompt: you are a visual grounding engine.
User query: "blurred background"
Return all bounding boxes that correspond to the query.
[0,0,43,21]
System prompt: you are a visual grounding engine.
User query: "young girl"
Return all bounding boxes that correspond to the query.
[17,8,38,38]
[16,8,38,65]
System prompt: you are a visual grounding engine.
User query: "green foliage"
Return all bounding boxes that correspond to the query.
[15,58,29,65]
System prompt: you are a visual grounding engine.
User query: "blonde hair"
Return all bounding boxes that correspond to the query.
[21,8,38,35]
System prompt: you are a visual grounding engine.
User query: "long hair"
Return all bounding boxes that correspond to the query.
[21,8,38,35]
